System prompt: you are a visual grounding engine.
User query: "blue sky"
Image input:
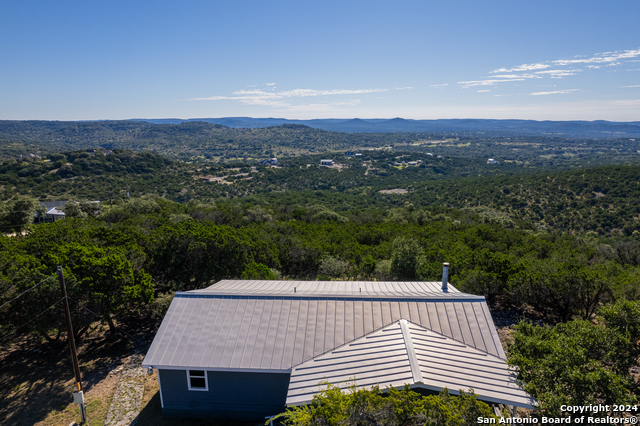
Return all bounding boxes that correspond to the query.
[1,0,639,121]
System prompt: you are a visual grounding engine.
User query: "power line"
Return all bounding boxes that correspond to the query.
[67,297,147,346]
[0,297,64,344]
[0,276,56,310]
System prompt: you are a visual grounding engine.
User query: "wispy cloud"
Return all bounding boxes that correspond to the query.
[535,69,581,78]
[430,83,448,88]
[552,48,640,66]
[188,87,387,108]
[530,89,580,96]
[458,78,526,89]
[491,63,550,73]
[394,86,414,90]
[623,85,640,88]
[462,48,640,90]
[478,89,491,93]
[266,83,276,86]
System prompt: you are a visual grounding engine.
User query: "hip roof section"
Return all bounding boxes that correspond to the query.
[143,281,504,371]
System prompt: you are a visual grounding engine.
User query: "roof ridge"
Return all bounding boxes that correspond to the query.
[399,319,423,384]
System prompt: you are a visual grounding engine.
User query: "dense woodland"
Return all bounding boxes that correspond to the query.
[2,148,640,235]
[1,124,640,419]
[1,120,639,166]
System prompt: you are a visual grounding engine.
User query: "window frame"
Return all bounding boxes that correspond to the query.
[186,369,209,391]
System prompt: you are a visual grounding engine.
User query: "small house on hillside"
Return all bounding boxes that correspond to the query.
[39,201,67,222]
[320,159,334,166]
[143,267,534,420]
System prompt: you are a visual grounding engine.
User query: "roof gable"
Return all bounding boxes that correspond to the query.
[287,319,534,409]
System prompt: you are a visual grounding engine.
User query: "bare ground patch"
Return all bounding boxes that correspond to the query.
[379,188,408,194]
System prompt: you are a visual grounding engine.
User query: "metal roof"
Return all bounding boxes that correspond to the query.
[286,319,534,409]
[143,280,505,372]
[188,279,467,299]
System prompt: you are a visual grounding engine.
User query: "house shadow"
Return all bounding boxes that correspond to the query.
[136,391,265,426]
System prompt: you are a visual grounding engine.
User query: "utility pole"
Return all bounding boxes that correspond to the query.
[57,266,87,423]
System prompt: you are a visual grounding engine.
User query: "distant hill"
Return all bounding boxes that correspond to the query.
[134,117,640,138]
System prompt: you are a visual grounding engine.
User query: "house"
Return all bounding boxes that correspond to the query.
[259,158,278,166]
[320,159,334,166]
[39,201,67,222]
[487,158,500,165]
[143,267,534,420]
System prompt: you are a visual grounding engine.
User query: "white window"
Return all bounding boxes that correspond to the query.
[187,370,208,391]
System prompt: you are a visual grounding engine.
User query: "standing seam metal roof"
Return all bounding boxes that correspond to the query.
[143,280,505,371]
[286,319,534,409]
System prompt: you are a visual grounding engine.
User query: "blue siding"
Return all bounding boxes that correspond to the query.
[159,369,290,420]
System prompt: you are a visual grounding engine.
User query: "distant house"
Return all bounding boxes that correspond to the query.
[487,158,500,165]
[143,268,534,420]
[320,159,334,166]
[39,201,67,222]
[344,151,355,157]
[437,155,444,159]
[354,153,363,157]
[259,158,278,166]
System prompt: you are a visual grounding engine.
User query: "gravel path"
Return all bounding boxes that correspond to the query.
[104,354,146,426]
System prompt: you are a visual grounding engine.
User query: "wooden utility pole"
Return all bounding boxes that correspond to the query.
[57,266,87,423]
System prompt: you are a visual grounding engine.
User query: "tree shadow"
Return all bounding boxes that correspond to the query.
[0,325,140,425]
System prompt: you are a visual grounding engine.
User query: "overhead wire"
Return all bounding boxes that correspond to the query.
[67,297,148,346]
[0,297,64,345]
[0,275,56,310]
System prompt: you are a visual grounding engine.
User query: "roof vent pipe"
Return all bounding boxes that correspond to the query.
[442,263,449,292]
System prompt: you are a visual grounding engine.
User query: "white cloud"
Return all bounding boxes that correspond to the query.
[463,48,640,92]
[394,87,414,90]
[623,85,640,88]
[552,48,640,66]
[530,89,579,96]
[430,83,448,87]
[535,69,581,78]
[491,73,540,79]
[266,83,276,86]
[187,87,387,107]
[491,63,550,73]
[458,78,525,89]
[478,90,491,93]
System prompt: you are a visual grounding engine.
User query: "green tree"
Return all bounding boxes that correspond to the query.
[241,262,275,280]
[507,301,640,418]
[273,382,497,426]
[47,243,154,334]
[0,195,44,233]
[390,237,423,280]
